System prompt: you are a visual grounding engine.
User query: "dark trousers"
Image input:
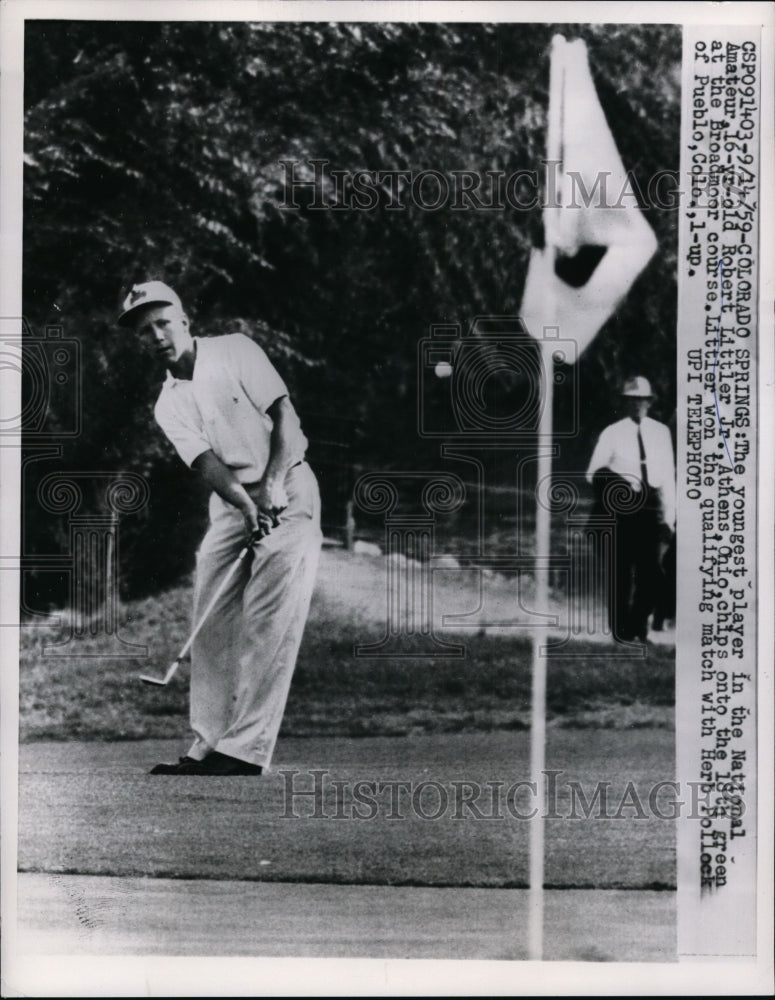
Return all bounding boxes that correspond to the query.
[652,533,676,629]
[590,469,665,642]
[609,505,663,640]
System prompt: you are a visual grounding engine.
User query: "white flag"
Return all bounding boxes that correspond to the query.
[520,36,658,356]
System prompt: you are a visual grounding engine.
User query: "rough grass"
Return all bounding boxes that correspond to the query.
[19,548,674,741]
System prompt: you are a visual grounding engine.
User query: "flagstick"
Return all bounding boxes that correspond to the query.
[528,336,555,961]
[527,33,565,963]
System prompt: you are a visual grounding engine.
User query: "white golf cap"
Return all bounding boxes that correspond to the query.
[118,281,183,327]
[620,375,653,398]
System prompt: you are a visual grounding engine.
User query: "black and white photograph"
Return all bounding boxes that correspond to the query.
[1,1,772,995]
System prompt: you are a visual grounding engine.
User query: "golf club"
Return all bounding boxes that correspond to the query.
[138,537,256,686]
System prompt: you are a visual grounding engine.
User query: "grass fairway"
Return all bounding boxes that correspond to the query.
[17,550,676,963]
[17,874,675,960]
[18,732,674,889]
[20,549,674,741]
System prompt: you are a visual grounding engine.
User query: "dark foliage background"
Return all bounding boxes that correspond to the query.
[21,20,680,606]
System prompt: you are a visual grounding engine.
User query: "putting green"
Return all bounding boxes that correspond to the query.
[16,873,674,961]
[18,731,674,889]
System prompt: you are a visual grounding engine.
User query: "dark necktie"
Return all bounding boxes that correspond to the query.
[636,425,649,488]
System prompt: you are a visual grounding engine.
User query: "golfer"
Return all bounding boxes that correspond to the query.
[586,376,675,643]
[119,281,322,775]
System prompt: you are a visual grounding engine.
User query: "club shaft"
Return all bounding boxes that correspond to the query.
[139,541,255,686]
[175,543,251,663]
[160,659,182,685]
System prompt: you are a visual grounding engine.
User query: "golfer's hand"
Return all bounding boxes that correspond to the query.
[241,500,273,542]
[256,478,288,528]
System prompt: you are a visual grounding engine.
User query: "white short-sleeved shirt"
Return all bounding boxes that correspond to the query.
[154,334,307,483]
[586,415,676,527]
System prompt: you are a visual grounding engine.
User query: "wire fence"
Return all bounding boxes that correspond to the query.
[306,417,599,594]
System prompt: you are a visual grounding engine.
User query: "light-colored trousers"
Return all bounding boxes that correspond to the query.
[187,462,322,769]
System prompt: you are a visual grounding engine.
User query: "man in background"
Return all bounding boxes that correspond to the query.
[119,280,322,774]
[586,376,675,643]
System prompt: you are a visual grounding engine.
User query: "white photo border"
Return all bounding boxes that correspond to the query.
[1,1,772,996]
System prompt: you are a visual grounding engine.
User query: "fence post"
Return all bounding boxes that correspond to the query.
[345,498,355,551]
[38,472,149,657]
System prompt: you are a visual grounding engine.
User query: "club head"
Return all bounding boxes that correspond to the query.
[139,674,168,687]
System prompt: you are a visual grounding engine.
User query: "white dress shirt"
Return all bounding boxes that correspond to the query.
[586,415,675,527]
[154,334,307,483]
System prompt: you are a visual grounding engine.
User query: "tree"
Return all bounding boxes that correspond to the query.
[22,20,681,602]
